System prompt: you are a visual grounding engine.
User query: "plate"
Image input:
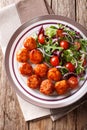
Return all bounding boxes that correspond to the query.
[5,15,87,108]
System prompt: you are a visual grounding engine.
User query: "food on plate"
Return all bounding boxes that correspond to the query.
[68,76,78,89]
[74,41,81,50]
[60,40,69,50]
[34,63,48,77]
[82,58,86,66]
[50,56,60,66]
[23,37,37,50]
[55,80,69,95]
[47,67,62,81]
[56,29,65,37]
[16,48,29,62]
[19,62,33,76]
[16,23,87,96]
[40,79,54,95]
[65,62,75,72]
[29,49,43,64]
[27,75,41,89]
[38,33,45,44]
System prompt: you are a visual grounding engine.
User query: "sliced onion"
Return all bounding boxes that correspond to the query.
[44,62,51,68]
[52,50,63,60]
[38,48,53,57]
[52,38,58,43]
[63,32,74,43]
[56,66,66,69]
[74,58,78,68]
[80,50,87,55]
[38,48,45,56]
[63,72,77,80]
[53,50,60,56]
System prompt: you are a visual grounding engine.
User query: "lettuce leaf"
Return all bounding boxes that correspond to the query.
[45,26,57,38]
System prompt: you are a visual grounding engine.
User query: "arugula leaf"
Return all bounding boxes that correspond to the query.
[79,39,87,52]
[60,67,68,75]
[64,28,76,36]
[50,26,58,29]
[44,55,50,64]
[75,61,84,75]
[57,23,64,29]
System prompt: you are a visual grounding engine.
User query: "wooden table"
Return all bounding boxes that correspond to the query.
[0,0,87,130]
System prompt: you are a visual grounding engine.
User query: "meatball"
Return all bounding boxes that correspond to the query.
[23,37,37,51]
[19,62,33,76]
[55,80,69,95]
[29,49,43,64]
[34,64,48,78]
[16,48,29,62]
[68,76,78,89]
[40,79,54,95]
[47,68,62,81]
[27,75,41,89]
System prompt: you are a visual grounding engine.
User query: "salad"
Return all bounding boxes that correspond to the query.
[16,23,87,96]
[37,24,87,76]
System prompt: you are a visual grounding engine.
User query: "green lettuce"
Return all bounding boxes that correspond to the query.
[45,26,57,38]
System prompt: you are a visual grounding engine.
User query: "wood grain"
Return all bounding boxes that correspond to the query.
[51,0,75,19]
[0,1,28,130]
[76,0,87,28]
[0,0,87,130]
[0,52,28,130]
[29,118,53,130]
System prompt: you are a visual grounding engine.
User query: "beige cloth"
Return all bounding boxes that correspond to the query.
[0,0,87,122]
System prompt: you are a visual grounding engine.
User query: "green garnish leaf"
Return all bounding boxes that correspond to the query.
[45,26,57,38]
[79,39,87,52]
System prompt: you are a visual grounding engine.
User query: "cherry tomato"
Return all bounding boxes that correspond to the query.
[50,56,59,66]
[74,41,81,50]
[68,76,78,89]
[38,34,45,44]
[60,40,69,50]
[56,29,64,37]
[83,59,86,66]
[65,62,75,72]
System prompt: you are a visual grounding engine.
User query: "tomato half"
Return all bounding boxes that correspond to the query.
[56,29,64,37]
[60,40,69,50]
[50,56,59,66]
[68,76,78,89]
[38,34,45,44]
[74,41,81,50]
[65,62,75,72]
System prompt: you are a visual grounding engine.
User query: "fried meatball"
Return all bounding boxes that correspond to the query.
[23,37,37,51]
[55,80,69,95]
[16,48,29,62]
[40,79,54,95]
[68,76,78,89]
[27,75,41,89]
[47,68,62,81]
[34,64,48,78]
[19,62,33,76]
[29,49,43,64]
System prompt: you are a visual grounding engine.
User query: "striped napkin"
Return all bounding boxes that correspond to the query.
[0,0,87,121]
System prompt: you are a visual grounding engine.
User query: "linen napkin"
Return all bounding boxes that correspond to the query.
[0,0,87,122]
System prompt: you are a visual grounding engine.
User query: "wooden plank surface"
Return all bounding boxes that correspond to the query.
[0,0,87,130]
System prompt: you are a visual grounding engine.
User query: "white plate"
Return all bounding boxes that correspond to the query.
[5,15,87,108]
